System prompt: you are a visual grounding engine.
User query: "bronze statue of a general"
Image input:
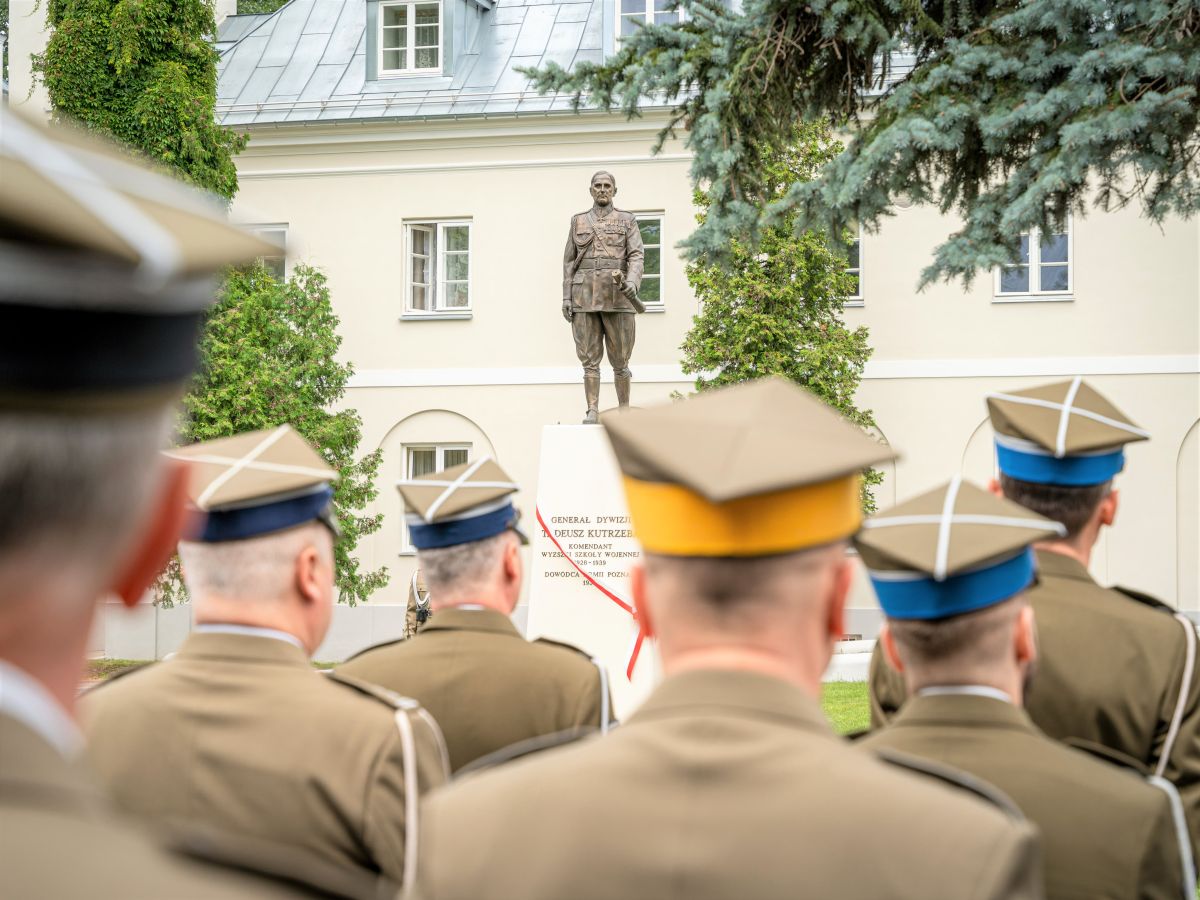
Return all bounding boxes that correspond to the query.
[562,171,645,424]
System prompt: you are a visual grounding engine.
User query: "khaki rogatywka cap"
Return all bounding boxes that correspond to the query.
[986,377,1149,486]
[0,108,280,412]
[601,376,896,557]
[398,458,528,550]
[854,477,1064,620]
[166,425,339,543]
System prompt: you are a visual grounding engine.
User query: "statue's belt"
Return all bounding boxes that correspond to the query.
[576,258,624,270]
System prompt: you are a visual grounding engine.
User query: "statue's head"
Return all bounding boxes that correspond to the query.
[590,171,617,207]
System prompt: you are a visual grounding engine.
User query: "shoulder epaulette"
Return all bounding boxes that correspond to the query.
[874,748,1026,821]
[81,660,156,694]
[1064,737,1151,775]
[327,671,420,711]
[342,637,406,663]
[1113,585,1174,613]
[533,636,594,660]
[456,726,599,778]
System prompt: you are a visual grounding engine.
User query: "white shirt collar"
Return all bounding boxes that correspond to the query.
[193,623,307,652]
[916,685,1014,705]
[0,659,84,759]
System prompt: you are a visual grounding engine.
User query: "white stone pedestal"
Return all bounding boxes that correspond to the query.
[525,425,660,720]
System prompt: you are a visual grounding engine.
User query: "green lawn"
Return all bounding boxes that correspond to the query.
[821,681,870,735]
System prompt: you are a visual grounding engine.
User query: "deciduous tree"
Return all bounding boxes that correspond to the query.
[159,265,388,606]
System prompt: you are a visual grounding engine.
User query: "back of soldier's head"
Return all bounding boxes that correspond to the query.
[0,109,276,613]
[986,378,1145,539]
[397,457,527,606]
[602,377,895,650]
[855,478,1062,686]
[170,426,341,606]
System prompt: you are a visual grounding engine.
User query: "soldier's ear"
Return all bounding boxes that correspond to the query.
[1099,489,1119,528]
[111,460,191,608]
[987,478,1003,498]
[1014,603,1037,668]
[631,564,654,639]
[880,624,905,674]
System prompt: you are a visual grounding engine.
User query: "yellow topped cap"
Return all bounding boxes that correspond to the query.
[601,377,896,557]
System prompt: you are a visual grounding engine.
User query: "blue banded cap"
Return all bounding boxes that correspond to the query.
[987,378,1148,486]
[166,425,339,543]
[854,478,1065,620]
[0,108,278,412]
[399,458,527,550]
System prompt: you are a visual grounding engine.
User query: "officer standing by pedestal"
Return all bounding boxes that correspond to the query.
[562,170,644,424]
[857,477,1194,899]
[869,377,1200,860]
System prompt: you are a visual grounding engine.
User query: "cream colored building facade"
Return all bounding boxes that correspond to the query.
[230,113,1200,634]
[9,0,1198,640]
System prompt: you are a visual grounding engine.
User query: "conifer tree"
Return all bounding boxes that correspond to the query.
[525,0,1200,285]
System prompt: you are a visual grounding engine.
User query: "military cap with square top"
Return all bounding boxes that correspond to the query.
[987,377,1149,486]
[854,476,1065,620]
[166,425,339,543]
[0,108,278,411]
[601,376,896,557]
[399,457,528,550]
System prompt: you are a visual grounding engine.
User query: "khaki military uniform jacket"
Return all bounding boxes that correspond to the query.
[82,632,450,888]
[563,208,644,312]
[860,693,1190,899]
[414,669,1043,900]
[870,550,1200,860]
[0,712,325,899]
[339,607,608,772]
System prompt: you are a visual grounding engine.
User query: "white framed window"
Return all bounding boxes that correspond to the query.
[404,221,471,316]
[246,224,287,280]
[995,220,1072,300]
[845,226,863,306]
[402,443,470,552]
[618,0,683,41]
[380,0,441,75]
[635,213,664,310]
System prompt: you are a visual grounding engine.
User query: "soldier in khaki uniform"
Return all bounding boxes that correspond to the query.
[83,426,449,894]
[339,458,610,772]
[856,478,1194,899]
[870,378,1200,859]
[0,109,347,898]
[414,378,1044,900]
[562,170,644,423]
[405,568,433,638]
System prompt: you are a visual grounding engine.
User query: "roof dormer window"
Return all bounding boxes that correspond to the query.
[380,0,442,75]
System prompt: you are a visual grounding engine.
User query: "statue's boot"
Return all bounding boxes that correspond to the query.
[615,373,631,408]
[582,375,600,425]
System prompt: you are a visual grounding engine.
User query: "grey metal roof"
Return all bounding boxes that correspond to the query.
[216,0,611,125]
